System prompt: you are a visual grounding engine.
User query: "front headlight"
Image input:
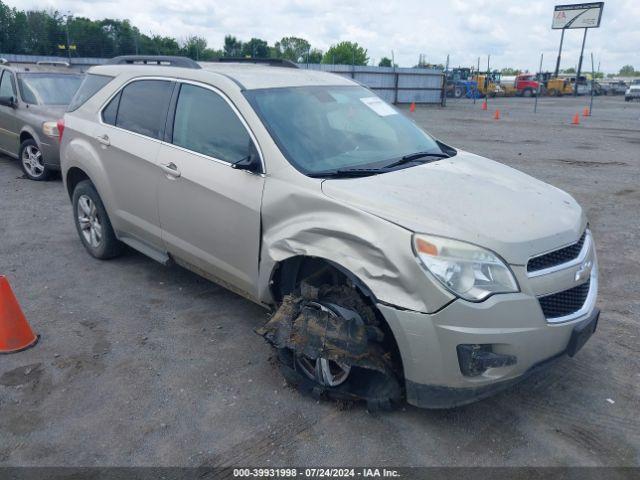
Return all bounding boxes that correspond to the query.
[412,234,519,302]
[42,121,59,138]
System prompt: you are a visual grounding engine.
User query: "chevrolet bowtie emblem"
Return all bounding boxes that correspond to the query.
[575,260,593,283]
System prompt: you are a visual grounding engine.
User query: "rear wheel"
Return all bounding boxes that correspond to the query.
[19,139,52,181]
[72,180,123,259]
[454,86,463,98]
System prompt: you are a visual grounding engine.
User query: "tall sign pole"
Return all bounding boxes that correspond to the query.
[551,2,604,84]
[553,28,566,78]
[574,27,588,96]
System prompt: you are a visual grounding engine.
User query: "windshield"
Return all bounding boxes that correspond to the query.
[245,86,447,175]
[18,73,82,105]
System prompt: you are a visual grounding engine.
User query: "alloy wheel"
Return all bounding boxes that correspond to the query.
[21,145,45,178]
[294,302,352,387]
[77,195,103,248]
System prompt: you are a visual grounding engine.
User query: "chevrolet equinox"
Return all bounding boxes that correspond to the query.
[60,56,599,409]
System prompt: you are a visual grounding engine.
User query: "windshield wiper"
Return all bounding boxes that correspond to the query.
[383,151,450,170]
[307,151,450,179]
[307,168,382,178]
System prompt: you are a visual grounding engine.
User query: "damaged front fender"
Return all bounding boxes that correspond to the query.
[257,176,455,313]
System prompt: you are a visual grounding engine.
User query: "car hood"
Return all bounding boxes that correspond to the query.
[321,151,585,265]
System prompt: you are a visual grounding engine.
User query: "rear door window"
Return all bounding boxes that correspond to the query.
[172,83,251,163]
[115,80,173,140]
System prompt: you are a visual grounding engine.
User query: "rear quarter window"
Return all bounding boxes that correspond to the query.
[67,73,113,112]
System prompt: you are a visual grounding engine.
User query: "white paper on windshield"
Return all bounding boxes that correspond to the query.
[360,97,398,116]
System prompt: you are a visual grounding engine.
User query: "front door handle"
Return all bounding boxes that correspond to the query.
[96,134,110,146]
[160,162,181,178]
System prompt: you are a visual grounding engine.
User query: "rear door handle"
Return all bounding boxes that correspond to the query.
[160,162,181,177]
[96,134,110,146]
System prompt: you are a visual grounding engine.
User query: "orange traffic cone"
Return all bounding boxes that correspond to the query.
[482,100,488,111]
[0,276,38,354]
[494,109,500,120]
[572,113,580,125]
[409,102,416,113]
[583,107,590,117]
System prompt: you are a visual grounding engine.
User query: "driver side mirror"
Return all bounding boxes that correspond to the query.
[0,96,16,108]
[231,140,262,174]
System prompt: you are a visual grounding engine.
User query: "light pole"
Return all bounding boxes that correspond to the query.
[64,12,72,60]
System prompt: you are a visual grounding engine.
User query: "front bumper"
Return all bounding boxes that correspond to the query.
[378,280,599,408]
[38,139,61,169]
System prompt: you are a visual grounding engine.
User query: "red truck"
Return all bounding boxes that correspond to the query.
[514,74,540,97]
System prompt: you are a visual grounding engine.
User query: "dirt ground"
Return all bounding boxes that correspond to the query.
[0,95,638,467]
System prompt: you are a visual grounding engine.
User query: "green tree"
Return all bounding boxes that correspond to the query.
[241,37,269,58]
[306,48,323,64]
[322,41,368,65]
[500,67,520,75]
[182,35,208,60]
[378,57,392,67]
[274,36,310,62]
[563,67,576,74]
[223,35,242,57]
[619,65,636,76]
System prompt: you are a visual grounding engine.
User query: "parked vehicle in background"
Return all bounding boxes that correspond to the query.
[501,74,540,97]
[0,62,82,180]
[625,84,640,101]
[564,76,601,96]
[601,80,627,96]
[513,74,540,97]
[60,56,599,410]
[474,71,504,98]
[537,72,573,96]
[445,67,479,99]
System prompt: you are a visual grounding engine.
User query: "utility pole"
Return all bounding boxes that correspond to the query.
[64,12,72,60]
[474,57,480,104]
[534,53,543,113]
[589,52,595,115]
[442,53,450,107]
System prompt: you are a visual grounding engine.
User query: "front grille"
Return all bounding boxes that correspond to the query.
[538,281,590,319]
[527,231,586,273]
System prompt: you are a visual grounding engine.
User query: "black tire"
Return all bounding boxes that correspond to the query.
[453,86,463,98]
[19,139,52,181]
[272,286,403,411]
[71,180,123,259]
[522,88,534,98]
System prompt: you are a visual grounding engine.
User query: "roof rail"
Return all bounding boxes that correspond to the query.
[214,58,299,69]
[106,55,201,69]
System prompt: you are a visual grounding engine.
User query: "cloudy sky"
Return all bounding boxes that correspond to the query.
[8,0,640,73]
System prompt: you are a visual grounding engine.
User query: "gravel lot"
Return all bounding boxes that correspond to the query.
[0,95,638,467]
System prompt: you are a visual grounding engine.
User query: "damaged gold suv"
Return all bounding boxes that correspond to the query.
[60,56,599,409]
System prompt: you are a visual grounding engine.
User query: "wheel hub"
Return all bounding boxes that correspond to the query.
[77,195,103,248]
[294,302,352,387]
[22,145,44,177]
